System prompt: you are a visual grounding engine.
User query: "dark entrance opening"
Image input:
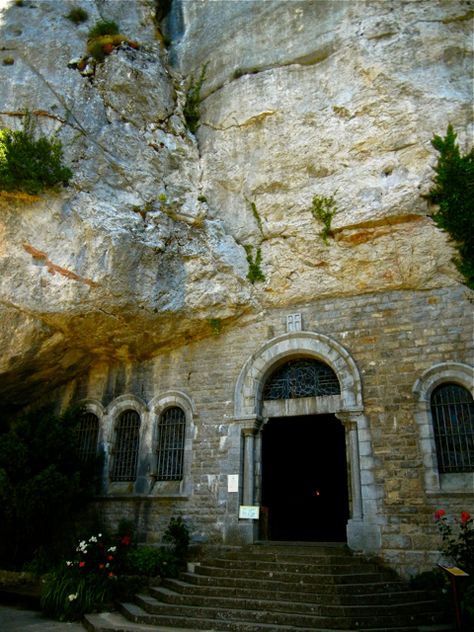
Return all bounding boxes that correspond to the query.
[261,415,349,542]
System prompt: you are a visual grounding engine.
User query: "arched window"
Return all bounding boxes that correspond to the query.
[263,359,340,400]
[431,383,474,473]
[156,407,186,481]
[76,412,99,462]
[110,410,140,482]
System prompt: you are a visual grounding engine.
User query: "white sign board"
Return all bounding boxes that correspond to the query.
[227,475,239,492]
[239,505,260,519]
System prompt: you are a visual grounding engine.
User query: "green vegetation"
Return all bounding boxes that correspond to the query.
[184,64,207,134]
[39,516,189,621]
[425,124,474,289]
[208,318,222,335]
[0,115,72,196]
[310,194,337,244]
[87,19,119,39]
[433,509,474,627]
[163,516,190,561]
[0,406,98,569]
[65,7,89,24]
[244,244,265,283]
[2,57,14,66]
[249,199,263,234]
[85,19,138,62]
[41,528,134,621]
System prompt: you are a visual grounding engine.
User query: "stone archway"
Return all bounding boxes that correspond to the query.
[233,331,381,553]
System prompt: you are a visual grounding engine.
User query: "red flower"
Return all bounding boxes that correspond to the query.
[434,509,446,520]
[99,563,104,569]
[79,561,86,568]
[461,511,471,524]
[107,555,114,561]
[108,571,114,577]
[121,535,131,546]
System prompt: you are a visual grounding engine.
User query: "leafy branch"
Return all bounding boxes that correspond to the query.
[425,124,474,289]
[311,194,337,244]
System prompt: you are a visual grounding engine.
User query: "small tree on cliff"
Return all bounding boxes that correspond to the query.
[425,124,474,289]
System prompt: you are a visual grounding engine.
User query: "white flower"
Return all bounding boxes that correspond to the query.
[108,546,116,553]
[66,561,73,567]
[89,536,97,543]
[68,593,78,602]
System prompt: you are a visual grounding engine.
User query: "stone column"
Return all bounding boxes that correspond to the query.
[224,417,260,545]
[336,410,381,554]
[242,428,256,506]
[336,412,363,520]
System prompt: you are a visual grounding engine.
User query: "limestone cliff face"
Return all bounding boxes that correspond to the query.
[0,0,472,410]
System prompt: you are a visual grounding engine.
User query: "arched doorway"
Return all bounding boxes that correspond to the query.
[233,331,381,554]
[261,414,349,541]
[260,359,349,541]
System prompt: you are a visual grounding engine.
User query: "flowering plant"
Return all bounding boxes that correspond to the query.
[434,509,474,575]
[41,530,133,620]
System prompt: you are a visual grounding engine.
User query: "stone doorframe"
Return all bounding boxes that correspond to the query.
[233,331,381,553]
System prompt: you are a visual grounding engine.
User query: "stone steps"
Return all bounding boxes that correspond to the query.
[124,592,442,629]
[186,566,399,588]
[161,577,425,604]
[150,584,438,617]
[83,543,450,632]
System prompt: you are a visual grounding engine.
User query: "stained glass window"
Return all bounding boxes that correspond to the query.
[263,359,340,400]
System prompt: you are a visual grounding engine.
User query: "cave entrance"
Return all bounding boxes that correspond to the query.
[261,414,349,542]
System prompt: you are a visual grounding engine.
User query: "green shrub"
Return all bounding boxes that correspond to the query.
[0,116,72,195]
[87,40,106,62]
[208,318,222,335]
[311,194,337,244]
[435,509,474,575]
[425,124,474,289]
[163,516,190,563]
[125,546,180,578]
[0,406,97,568]
[41,530,133,620]
[184,64,207,134]
[244,245,265,283]
[65,7,89,24]
[87,19,119,39]
[434,509,474,626]
[41,564,110,621]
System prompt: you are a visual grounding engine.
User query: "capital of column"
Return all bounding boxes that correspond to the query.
[233,416,262,433]
[335,411,358,430]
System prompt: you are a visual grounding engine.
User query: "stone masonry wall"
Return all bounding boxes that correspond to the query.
[62,283,473,577]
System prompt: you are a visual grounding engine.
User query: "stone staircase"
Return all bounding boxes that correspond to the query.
[83,543,451,632]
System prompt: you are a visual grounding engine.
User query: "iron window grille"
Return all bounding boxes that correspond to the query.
[76,412,99,462]
[110,410,141,482]
[156,407,186,481]
[263,359,341,400]
[431,383,474,473]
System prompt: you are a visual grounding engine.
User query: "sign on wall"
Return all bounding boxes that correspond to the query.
[239,505,260,519]
[227,474,239,492]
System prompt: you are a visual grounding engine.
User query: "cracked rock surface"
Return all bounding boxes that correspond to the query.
[0,0,472,410]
